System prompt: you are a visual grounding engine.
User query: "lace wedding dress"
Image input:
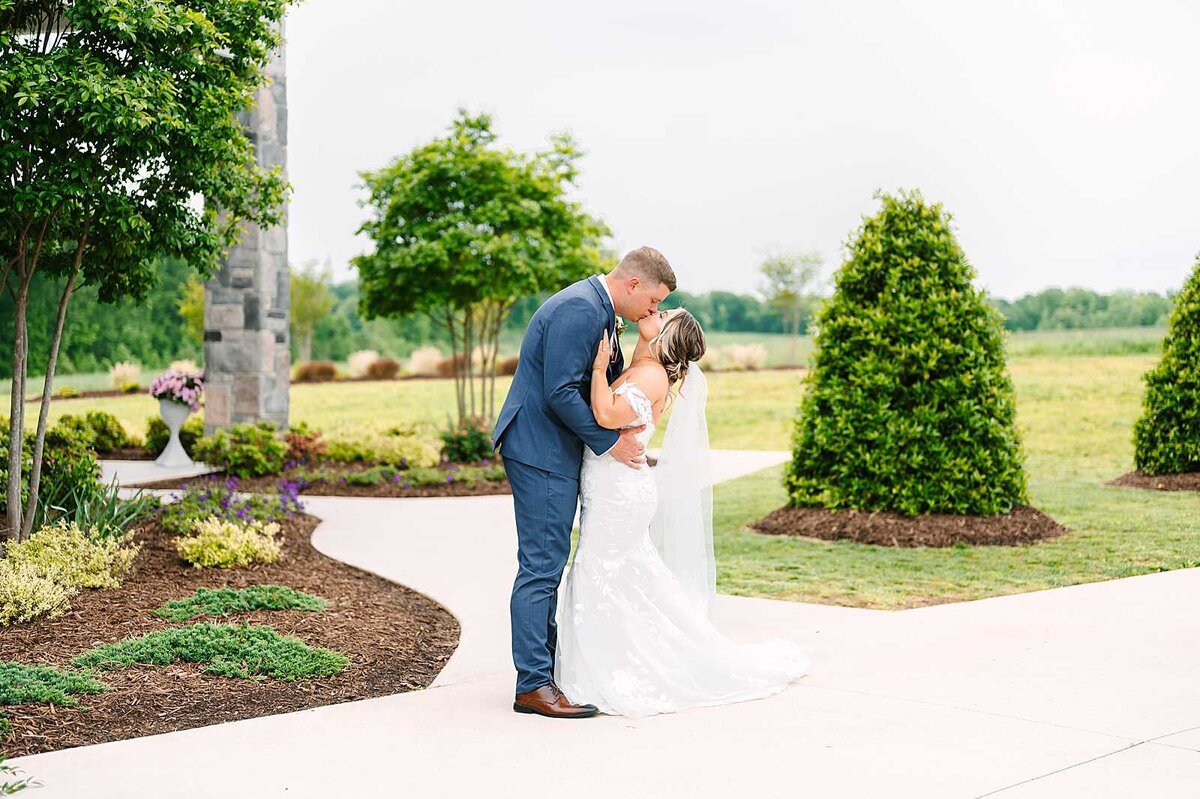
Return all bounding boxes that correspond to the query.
[554,381,812,718]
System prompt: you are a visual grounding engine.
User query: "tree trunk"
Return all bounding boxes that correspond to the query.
[6,270,32,541]
[299,331,312,364]
[22,261,80,538]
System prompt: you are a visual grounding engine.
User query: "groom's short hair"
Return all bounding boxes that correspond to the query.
[615,246,677,291]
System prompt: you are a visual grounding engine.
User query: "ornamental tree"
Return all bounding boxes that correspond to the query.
[354,110,610,424]
[1,0,292,543]
[786,189,1027,516]
[1133,255,1200,474]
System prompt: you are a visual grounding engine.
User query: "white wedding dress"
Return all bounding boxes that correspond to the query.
[554,380,812,718]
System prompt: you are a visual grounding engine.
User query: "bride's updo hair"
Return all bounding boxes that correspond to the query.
[652,309,706,386]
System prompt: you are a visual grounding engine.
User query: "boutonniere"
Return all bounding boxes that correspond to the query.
[614,316,626,335]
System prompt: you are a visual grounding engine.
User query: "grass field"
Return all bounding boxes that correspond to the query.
[8,338,1199,611]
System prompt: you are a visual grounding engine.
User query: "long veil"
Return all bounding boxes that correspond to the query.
[649,363,716,618]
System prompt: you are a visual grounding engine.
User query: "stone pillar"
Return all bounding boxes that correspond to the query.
[203,28,290,434]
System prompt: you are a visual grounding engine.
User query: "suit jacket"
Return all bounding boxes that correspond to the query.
[492,275,625,478]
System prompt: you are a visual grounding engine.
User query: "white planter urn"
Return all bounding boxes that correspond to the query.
[155,398,194,468]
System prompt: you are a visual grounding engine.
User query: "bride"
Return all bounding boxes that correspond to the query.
[554,308,813,718]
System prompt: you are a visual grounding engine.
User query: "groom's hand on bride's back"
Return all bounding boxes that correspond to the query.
[611,426,647,469]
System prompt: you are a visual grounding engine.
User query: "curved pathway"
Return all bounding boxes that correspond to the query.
[13,452,1200,798]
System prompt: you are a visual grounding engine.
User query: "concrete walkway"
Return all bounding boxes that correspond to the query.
[12,452,1200,798]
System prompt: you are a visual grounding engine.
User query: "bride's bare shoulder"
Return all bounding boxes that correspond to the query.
[625,363,669,403]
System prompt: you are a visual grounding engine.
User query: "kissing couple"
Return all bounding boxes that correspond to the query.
[492,246,812,719]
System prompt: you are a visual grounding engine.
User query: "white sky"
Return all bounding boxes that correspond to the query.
[285,0,1200,300]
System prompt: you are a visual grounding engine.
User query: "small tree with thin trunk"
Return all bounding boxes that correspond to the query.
[1,0,291,544]
[290,260,335,364]
[759,250,823,360]
[354,110,610,425]
[1133,255,1200,475]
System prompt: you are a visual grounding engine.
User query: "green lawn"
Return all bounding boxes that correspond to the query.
[712,354,1200,609]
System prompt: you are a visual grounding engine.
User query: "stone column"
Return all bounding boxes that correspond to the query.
[203,28,290,434]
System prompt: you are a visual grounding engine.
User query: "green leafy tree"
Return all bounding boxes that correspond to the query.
[290,259,335,363]
[178,273,206,347]
[786,189,1027,516]
[759,250,823,359]
[354,110,610,424]
[1133,255,1200,474]
[1,1,291,543]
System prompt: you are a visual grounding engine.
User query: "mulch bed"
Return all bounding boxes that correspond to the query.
[1108,471,1200,492]
[0,512,460,758]
[750,505,1068,547]
[124,461,513,498]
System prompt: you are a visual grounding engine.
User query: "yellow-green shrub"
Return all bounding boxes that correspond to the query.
[324,432,440,468]
[176,516,282,568]
[0,560,76,626]
[6,519,139,590]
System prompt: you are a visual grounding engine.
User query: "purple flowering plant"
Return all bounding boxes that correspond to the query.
[159,472,304,535]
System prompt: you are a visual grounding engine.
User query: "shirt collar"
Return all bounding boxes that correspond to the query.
[595,274,617,317]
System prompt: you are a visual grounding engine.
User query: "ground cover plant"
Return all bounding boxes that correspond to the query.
[154,585,327,623]
[0,662,106,708]
[73,623,349,681]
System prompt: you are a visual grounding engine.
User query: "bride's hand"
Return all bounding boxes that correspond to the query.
[592,336,610,373]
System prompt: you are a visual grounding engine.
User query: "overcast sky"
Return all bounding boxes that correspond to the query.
[285,0,1199,300]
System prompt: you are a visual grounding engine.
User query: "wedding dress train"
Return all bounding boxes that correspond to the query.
[554,381,812,718]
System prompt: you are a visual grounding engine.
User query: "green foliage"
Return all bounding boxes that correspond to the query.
[192,422,288,478]
[73,623,349,681]
[177,273,205,346]
[354,110,610,424]
[53,411,130,454]
[993,288,1173,332]
[786,190,1027,516]
[0,560,75,626]
[154,585,327,622]
[0,423,102,528]
[323,430,441,469]
[144,414,204,457]
[291,260,336,362]
[5,519,139,589]
[1134,255,1200,474]
[0,662,107,708]
[174,516,281,568]
[57,479,160,541]
[759,251,824,336]
[440,415,494,463]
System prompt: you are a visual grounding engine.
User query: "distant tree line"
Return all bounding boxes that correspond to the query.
[0,269,1178,379]
[990,288,1173,331]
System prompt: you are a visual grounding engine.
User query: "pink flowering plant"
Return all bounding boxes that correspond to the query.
[149,369,205,412]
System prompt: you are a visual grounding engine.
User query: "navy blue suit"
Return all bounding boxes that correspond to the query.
[493,275,625,695]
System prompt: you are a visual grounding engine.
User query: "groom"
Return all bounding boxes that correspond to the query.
[492,246,677,719]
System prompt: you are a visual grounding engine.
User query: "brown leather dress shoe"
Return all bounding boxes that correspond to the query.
[513,682,600,718]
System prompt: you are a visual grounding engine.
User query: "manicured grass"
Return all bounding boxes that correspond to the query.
[153,585,328,623]
[711,353,1200,609]
[73,623,349,680]
[0,662,107,708]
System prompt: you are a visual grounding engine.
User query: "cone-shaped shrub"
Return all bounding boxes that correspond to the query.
[1133,256,1200,474]
[786,190,1027,516]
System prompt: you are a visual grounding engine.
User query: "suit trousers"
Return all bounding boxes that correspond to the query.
[504,456,579,696]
